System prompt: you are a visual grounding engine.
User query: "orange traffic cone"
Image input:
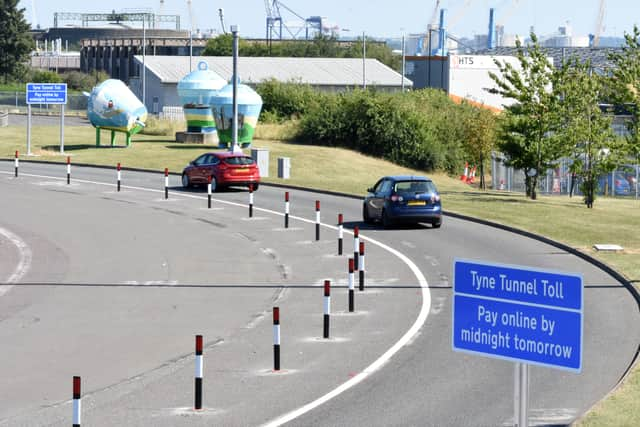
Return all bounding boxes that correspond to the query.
[460,162,469,181]
[467,166,477,184]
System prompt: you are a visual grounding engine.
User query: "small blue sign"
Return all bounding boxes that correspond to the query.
[26,83,67,104]
[452,259,583,372]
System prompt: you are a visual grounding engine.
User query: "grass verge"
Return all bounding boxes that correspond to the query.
[0,123,638,426]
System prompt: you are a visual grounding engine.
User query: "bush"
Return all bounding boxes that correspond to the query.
[141,116,185,136]
[297,88,475,173]
[28,69,63,83]
[62,70,110,92]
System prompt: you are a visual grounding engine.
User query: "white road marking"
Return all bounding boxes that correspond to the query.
[1,170,432,424]
[0,226,33,296]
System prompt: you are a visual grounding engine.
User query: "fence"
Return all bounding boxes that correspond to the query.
[159,106,184,121]
[0,91,88,114]
[491,152,640,199]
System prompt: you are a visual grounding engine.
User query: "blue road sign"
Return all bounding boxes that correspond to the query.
[452,259,583,372]
[26,83,67,104]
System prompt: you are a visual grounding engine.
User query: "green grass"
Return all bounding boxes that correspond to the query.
[0,123,639,425]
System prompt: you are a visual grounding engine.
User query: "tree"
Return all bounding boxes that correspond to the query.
[608,25,640,166]
[0,0,34,83]
[487,33,568,199]
[555,58,618,207]
[461,104,497,190]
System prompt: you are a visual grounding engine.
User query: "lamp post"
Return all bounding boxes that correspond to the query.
[142,14,146,110]
[230,25,240,154]
[401,31,406,91]
[362,31,366,89]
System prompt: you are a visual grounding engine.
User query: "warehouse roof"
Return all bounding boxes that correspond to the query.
[133,55,411,87]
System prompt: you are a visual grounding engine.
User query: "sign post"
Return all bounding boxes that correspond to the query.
[26,83,68,154]
[452,259,583,427]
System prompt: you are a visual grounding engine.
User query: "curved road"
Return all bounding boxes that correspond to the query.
[0,161,638,426]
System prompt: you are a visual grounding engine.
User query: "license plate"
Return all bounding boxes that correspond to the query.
[407,200,426,206]
[235,168,249,173]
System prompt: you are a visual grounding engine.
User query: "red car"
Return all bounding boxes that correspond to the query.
[181,152,260,191]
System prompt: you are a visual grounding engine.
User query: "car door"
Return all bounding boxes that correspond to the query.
[198,154,218,182]
[369,179,391,219]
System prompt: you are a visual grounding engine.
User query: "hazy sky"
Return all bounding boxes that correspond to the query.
[19,0,640,40]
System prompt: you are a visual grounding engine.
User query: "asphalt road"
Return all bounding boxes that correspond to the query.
[0,161,638,427]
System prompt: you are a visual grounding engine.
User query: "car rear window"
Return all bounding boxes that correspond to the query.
[224,156,255,165]
[394,180,437,193]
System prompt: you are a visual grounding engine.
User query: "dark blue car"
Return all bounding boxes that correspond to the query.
[363,176,442,228]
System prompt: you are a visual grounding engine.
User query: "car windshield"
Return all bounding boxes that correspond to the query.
[394,180,436,194]
[224,156,255,165]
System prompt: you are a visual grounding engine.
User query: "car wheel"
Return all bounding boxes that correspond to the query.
[432,219,442,229]
[382,209,393,229]
[250,183,259,191]
[181,173,191,188]
[362,203,372,224]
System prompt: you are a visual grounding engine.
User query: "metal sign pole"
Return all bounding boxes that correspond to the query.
[60,104,65,153]
[514,363,529,427]
[27,104,32,155]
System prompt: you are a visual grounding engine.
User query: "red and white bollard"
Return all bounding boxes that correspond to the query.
[359,241,366,291]
[195,335,203,410]
[284,192,290,228]
[353,226,360,270]
[273,307,281,371]
[207,176,212,209]
[348,258,355,312]
[72,376,81,427]
[116,163,121,192]
[164,168,169,199]
[338,214,344,255]
[14,151,18,178]
[323,280,331,339]
[66,156,71,185]
[249,185,254,217]
[315,200,320,241]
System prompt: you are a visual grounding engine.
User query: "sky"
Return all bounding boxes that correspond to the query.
[18,0,640,40]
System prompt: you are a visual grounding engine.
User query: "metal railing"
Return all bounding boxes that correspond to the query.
[491,153,640,199]
[0,91,88,113]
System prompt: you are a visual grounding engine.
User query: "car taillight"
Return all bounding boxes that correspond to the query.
[390,194,403,202]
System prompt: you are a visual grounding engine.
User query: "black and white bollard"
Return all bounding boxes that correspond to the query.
[348,258,355,312]
[14,151,18,177]
[284,192,290,228]
[116,163,121,192]
[315,201,320,241]
[273,307,281,371]
[353,226,360,270]
[207,176,212,209]
[359,241,366,291]
[323,280,331,339]
[164,168,169,200]
[195,334,203,410]
[72,376,81,427]
[338,214,343,255]
[66,156,71,185]
[249,185,254,217]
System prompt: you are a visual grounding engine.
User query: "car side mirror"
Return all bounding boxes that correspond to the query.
[367,187,374,193]
[189,161,195,166]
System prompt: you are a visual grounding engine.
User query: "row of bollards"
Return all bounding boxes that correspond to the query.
[13,161,372,420]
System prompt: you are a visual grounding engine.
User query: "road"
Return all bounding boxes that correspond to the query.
[0,161,638,426]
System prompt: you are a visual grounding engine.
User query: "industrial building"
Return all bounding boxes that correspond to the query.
[129,56,410,114]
